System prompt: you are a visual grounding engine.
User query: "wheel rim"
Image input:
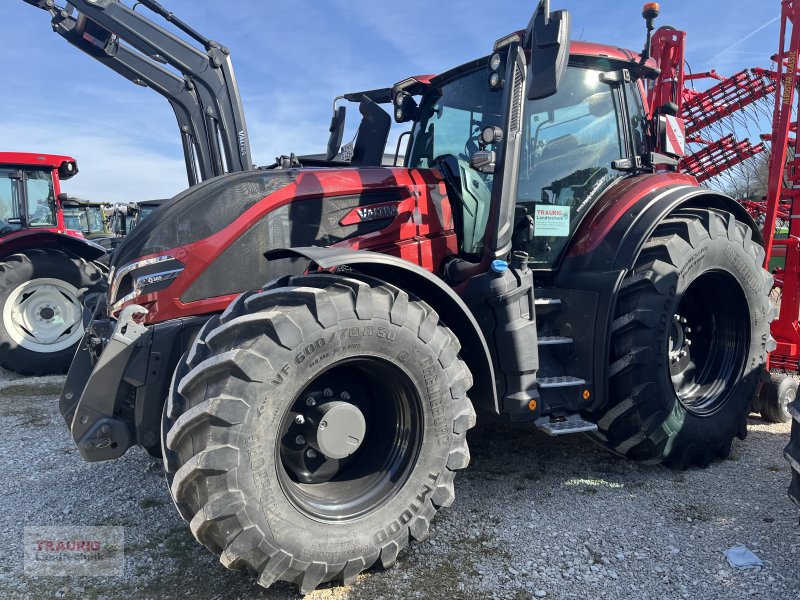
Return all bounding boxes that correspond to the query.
[277,357,423,522]
[2,277,84,353]
[780,384,797,413]
[668,271,750,416]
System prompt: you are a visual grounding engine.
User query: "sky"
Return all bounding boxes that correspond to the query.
[1,0,784,202]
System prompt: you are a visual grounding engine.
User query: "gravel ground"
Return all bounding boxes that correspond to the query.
[1,367,799,600]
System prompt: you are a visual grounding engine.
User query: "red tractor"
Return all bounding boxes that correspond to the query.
[0,152,107,375]
[24,0,775,592]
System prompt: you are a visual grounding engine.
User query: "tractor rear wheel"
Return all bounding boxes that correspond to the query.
[588,208,774,468]
[162,273,475,593]
[0,249,106,375]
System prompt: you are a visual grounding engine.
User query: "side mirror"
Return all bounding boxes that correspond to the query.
[326,105,346,161]
[470,125,504,173]
[524,0,571,101]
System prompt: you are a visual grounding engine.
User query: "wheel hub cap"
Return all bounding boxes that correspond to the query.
[306,401,366,460]
[3,277,84,352]
[669,313,692,366]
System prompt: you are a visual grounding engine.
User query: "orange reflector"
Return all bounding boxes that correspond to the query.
[582,389,591,400]
[528,399,537,411]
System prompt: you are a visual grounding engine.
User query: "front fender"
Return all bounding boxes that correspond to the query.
[267,246,500,415]
[0,231,107,263]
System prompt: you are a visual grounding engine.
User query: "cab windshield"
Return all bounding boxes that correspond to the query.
[86,206,106,233]
[62,208,84,231]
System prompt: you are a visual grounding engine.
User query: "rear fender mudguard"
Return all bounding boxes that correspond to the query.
[0,231,107,263]
[267,246,500,415]
[566,182,761,271]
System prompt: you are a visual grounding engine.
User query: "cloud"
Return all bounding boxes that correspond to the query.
[0,120,187,203]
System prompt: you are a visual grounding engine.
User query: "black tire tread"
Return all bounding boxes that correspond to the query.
[163,274,475,593]
[588,208,774,469]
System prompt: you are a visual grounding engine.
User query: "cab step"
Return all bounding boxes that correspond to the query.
[538,375,586,388]
[535,414,598,436]
[534,297,561,306]
[537,336,573,347]
[534,297,562,316]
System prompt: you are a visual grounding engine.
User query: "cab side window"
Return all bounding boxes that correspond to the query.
[0,171,22,233]
[26,170,56,227]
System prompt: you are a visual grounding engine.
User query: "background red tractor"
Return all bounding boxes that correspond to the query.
[0,152,107,374]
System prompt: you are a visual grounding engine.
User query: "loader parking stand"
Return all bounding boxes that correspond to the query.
[2,0,800,597]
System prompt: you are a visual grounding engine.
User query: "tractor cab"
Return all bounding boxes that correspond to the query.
[0,152,79,239]
[398,18,655,273]
[0,151,108,376]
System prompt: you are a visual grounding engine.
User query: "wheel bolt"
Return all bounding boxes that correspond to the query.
[306,397,316,407]
[681,317,688,324]
[679,350,687,358]
[323,388,333,397]
[673,314,681,322]
[686,340,692,346]
[294,415,305,425]
[685,327,692,334]
[320,420,327,430]
[341,391,351,401]
[306,449,317,459]
[295,435,305,445]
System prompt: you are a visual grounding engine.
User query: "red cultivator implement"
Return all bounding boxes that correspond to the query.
[651,0,800,503]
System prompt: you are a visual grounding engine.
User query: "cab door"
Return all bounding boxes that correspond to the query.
[513,64,628,268]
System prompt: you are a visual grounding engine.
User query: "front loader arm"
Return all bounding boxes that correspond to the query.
[23,0,252,186]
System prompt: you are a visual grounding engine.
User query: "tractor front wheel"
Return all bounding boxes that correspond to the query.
[588,208,774,468]
[0,249,106,375]
[162,273,475,593]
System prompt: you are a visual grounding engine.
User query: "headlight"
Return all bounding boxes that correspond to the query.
[109,255,184,312]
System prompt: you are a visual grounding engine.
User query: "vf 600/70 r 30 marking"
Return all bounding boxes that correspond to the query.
[270,327,398,385]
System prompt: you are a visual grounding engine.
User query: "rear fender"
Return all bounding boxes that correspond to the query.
[566,181,761,271]
[0,231,107,263]
[267,246,500,415]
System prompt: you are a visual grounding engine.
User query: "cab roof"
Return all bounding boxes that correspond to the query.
[0,152,77,168]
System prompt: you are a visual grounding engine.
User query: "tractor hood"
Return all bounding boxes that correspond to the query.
[107,166,447,320]
[111,170,298,269]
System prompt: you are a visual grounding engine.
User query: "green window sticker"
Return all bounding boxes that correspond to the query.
[534,205,571,237]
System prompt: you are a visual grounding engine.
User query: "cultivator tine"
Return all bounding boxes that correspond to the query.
[680,135,766,183]
[682,69,778,137]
